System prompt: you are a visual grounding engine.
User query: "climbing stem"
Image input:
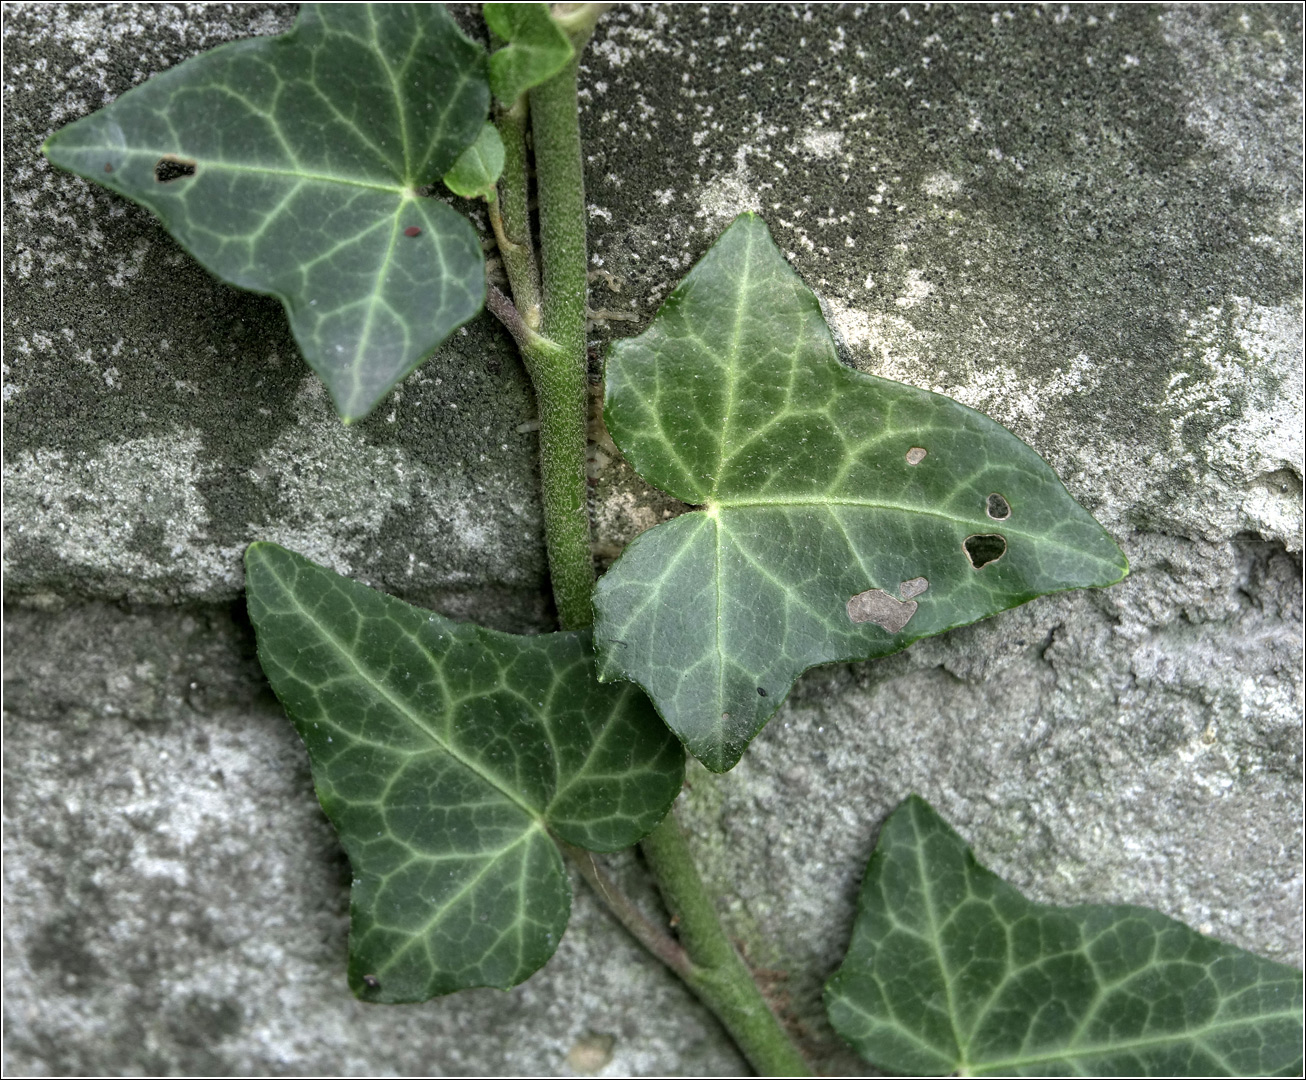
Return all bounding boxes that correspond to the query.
[516,9,807,1074]
[639,809,813,1076]
[526,37,593,631]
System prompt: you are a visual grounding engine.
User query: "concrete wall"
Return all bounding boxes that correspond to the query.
[4,4,1301,1075]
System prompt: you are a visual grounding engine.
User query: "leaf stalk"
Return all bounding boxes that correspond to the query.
[559,841,694,979]
[639,809,813,1077]
[493,96,542,329]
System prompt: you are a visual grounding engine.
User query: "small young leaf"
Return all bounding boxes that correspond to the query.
[244,542,684,1002]
[442,122,506,200]
[43,4,491,423]
[483,3,575,105]
[594,213,1128,771]
[825,796,1304,1077]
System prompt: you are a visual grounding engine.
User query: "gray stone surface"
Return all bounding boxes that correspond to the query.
[4,3,1302,1076]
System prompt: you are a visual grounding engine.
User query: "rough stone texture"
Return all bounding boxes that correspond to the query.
[4,3,1302,1077]
[3,3,549,620]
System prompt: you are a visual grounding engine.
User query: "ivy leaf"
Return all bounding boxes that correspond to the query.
[42,4,490,423]
[244,542,684,1002]
[442,122,506,201]
[594,213,1128,772]
[825,796,1304,1077]
[483,3,575,105]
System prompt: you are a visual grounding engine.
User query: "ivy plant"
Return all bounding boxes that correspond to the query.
[43,4,1302,1076]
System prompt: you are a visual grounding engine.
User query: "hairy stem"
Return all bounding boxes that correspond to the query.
[512,9,808,1075]
[493,97,542,329]
[640,809,813,1077]
[526,43,593,631]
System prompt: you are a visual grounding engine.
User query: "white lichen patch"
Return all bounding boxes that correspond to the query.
[1160,7,1302,192]
[822,297,940,382]
[800,127,844,159]
[921,172,962,198]
[824,289,1303,551]
[248,379,536,586]
[696,151,763,227]
[1165,298,1304,549]
[2,430,246,600]
[246,380,414,578]
[894,268,935,308]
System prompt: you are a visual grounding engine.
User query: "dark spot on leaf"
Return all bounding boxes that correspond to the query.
[362,974,381,989]
[898,576,929,600]
[103,163,113,173]
[847,589,917,632]
[905,447,927,465]
[986,493,1011,520]
[757,687,767,696]
[404,226,422,237]
[964,533,1007,569]
[154,156,197,183]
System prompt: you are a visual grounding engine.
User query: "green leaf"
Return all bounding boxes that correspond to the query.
[42,4,490,423]
[825,796,1304,1077]
[442,122,505,200]
[593,213,1128,772]
[483,3,575,105]
[244,542,684,1002]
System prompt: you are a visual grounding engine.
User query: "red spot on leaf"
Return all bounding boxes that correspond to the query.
[404,226,421,237]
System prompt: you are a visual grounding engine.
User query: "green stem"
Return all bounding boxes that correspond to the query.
[640,809,813,1077]
[525,43,593,631]
[504,9,808,1075]
[493,97,542,330]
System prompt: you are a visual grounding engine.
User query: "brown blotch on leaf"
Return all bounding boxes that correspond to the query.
[986,492,1011,520]
[154,155,197,183]
[899,576,929,600]
[905,447,927,465]
[963,533,1007,569]
[103,163,113,173]
[847,589,917,632]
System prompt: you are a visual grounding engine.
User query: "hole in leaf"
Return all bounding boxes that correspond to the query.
[898,576,929,600]
[963,533,1007,569]
[154,156,197,183]
[986,492,1011,520]
[847,589,918,632]
[905,447,927,465]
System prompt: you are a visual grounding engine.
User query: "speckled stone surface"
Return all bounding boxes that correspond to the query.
[4,4,1302,1076]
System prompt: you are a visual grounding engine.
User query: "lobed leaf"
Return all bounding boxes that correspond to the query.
[594,213,1128,771]
[244,542,684,1002]
[43,3,490,422]
[825,796,1304,1076]
[483,3,575,105]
